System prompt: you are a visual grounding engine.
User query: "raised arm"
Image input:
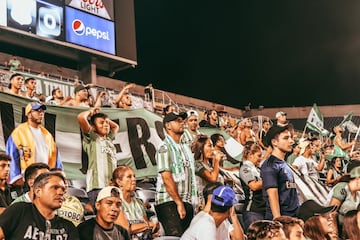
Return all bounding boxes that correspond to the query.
[334,136,355,150]
[200,151,222,182]
[77,107,98,133]
[93,91,106,108]
[108,118,119,134]
[115,83,136,106]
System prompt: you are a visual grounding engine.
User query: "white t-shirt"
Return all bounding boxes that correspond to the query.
[292,155,319,179]
[30,126,49,165]
[181,212,217,240]
[181,211,232,240]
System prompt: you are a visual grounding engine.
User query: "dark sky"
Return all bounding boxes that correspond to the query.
[116,1,360,110]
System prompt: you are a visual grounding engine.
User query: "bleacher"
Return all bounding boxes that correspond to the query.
[0,56,244,128]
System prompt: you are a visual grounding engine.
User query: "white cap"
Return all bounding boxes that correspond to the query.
[96,186,122,202]
[187,110,199,118]
[275,111,287,119]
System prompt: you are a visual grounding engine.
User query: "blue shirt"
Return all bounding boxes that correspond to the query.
[260,155,299,219]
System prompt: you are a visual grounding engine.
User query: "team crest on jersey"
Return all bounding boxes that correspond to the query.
[159,146,168,153]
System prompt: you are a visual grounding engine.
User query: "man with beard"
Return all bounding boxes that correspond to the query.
[0,171,79,240]
[260,124,299,220]
[47,87,72,106]
[65,84,90,107]
[6,102,63,186]
[155,112,198,236]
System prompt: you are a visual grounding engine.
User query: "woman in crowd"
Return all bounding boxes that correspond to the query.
[326,156,344,187]
[211,133,239,170]
[274,215,305,240]
[297,199,337,240]
[111,166,160,239]
[239,143,266,231]
[191,134,224,211]
[328,166,360,236]
[342,209,360,240]
[246,220,286,240]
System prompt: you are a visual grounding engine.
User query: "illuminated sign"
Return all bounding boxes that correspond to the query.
[3,0,64,40]
[65,0,114,20]
[65,6,115,55]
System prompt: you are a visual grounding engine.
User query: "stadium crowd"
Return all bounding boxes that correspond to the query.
[1,71,360,240]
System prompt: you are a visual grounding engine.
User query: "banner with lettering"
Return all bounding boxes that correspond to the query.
[0,91,164,180]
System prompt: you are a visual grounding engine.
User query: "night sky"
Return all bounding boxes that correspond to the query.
[116,1,360,110]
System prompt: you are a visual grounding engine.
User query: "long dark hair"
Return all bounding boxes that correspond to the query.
[191,134,210,161]
[303,215,331,240]
[342,210,360,240]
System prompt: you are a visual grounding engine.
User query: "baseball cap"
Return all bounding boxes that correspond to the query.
[349,166,360,178]
[211,185,237,207]
[186,110,199,118]
[25,102,46,115]
[297,199,336,222]
[299,140,311,155]
[96,186,122,202]
[163,112,187,125]
[265,125,289,147]
[74,84,89,94]
[275,111,287,119]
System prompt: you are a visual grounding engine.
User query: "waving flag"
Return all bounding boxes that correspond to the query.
[342,120,358,133]
[339,111,353,127]
[306,103,329,136]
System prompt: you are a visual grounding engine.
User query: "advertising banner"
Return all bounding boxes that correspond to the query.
[65,0,114,20]
[65,6,115,55]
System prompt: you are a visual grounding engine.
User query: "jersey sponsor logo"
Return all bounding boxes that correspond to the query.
[286,181,297,189]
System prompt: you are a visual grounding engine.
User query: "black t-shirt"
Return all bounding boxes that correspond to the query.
[77,218,130,240]
[0,202,79,240]
[0,183,22,208]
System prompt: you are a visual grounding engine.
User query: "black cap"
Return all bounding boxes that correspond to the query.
[265,124,289,147]
[297,199,336,222]
[74,84,89,94]
[163,112,187,125]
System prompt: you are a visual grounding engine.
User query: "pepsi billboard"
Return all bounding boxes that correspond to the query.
[65,6,115,55]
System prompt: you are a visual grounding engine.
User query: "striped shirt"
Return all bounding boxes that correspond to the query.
[82,129,117,192]
[155,134,197,205]
[181,128,200,145]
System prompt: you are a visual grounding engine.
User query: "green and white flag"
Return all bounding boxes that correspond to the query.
[339,111,353,127]
[306,103,329,136]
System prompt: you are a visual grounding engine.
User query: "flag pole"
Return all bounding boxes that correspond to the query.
[350,125,360,155]
[302,125,307,139]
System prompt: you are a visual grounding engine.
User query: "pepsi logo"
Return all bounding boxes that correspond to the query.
[72,19,85,36]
